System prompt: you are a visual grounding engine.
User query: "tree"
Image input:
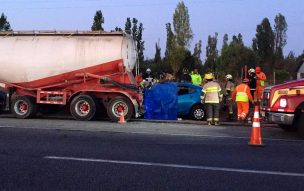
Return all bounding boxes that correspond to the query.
[136,22,145,64]
[154,41,162,73]
[222,34,229,50]
[164,22,185,75]
[124,18,132,34]
[173,1,193,47]
[274,13,288,57]
[91,10,104,31]
[219,39,257,80]
[205,33,219,73]
[124,18,145,64]
[273,13,288,69]
[252,18,274,76]
[114,27,122,32]
[0,13,11,31]
[193,40,203,69]
[163,1,193,76]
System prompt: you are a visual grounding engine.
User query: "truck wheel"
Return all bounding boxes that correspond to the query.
[280,124,297,132]
[190,105,205,120]
[297,112,304,138]
[70,95,98,121]
[11,96,37,119]
[107,96,133,122]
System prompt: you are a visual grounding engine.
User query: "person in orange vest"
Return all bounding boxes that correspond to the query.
[231,79,254,122]
[255,66,266,102]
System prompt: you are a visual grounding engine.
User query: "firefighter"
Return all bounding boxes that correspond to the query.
[232,79,254,122]
[255,66,266,103]
[191,69,202,86]
[201,73,222,125]
[180,67,192,82]
[248,68,257,103]
[224,74,235,121]
[143,68,154,85]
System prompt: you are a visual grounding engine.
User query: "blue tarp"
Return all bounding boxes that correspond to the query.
[143,82,178,120]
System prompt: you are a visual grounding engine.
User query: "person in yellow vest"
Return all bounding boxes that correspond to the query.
[191,69,202,86]
[231,78,254,122]
[201,73,222,125]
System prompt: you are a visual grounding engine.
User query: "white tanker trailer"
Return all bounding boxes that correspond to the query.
[0,31,142,121]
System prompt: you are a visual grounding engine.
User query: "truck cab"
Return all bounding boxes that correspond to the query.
[261,79,304,137]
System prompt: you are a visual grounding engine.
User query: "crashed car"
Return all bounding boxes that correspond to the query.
[176,82,205,120]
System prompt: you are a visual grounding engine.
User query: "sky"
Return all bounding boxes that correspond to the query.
[1,0,304,60]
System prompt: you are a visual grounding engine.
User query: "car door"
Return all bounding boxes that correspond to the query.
[177,85,197,115]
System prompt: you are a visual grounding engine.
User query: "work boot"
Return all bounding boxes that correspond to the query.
[214,121,220,126]
[207,121,212,126]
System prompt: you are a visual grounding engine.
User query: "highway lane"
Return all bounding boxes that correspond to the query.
[0,118,303,190]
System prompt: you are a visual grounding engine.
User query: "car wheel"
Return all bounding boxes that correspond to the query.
[191,105,205,120]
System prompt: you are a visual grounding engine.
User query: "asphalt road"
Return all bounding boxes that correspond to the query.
[0,117,303,191]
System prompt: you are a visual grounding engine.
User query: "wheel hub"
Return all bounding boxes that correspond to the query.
[20,103,28,111]
[80,103,89,112]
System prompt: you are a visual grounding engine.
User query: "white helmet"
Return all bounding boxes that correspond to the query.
[146,68,151,73]
[248,68,255,74]
[226,74,233,80]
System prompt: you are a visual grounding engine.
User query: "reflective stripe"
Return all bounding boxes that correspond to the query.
[260,80,265,86]
[214,118,219,121]
[205,101,220,103]
[206,87,220,92]
[207,118,213,122]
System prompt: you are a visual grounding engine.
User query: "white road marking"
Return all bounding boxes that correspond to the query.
[0,125,16,128]
[44,156,304,177]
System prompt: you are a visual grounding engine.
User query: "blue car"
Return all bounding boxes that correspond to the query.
[176,82,206,120]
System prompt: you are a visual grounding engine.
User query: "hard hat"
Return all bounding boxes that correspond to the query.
[226,74,232,80]
[205,73,213,80]
[248,68,255,74]
[182,67,188,73]
[243,78,249,83]
[146,68,151,73]
[255,66,261,72]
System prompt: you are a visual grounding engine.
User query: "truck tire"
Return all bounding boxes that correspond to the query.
[191,105,205,120]
[107,96,133,122]
[70,94,98,121]
[297,112,304,138]
[11,96,37,119]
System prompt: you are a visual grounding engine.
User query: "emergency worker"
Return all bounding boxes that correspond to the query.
[232,79,254,122]
[248,68,256,102]
[255,66,266,102]
[224,74,235,121]
[191,69,202,86]
[180,68,192,82]
[201,73,222,125]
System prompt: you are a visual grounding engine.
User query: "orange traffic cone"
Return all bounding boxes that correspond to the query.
[118,111,126,124]
[248,106,264,147]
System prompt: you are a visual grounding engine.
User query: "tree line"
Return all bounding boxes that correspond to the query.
[1,2,303,84]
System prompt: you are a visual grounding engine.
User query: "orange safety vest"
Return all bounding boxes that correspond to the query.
[256,72,266,87]
[233,84,253,102]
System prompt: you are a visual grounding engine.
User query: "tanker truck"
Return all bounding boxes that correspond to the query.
[0,31,142,121]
